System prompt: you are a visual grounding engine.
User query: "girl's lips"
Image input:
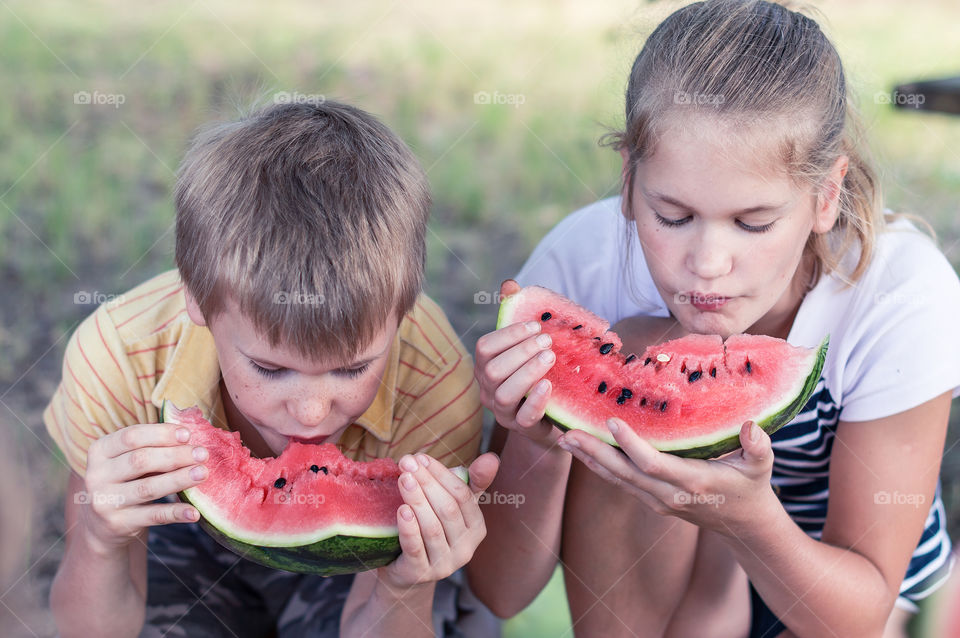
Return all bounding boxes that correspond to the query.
[686,292,730,311]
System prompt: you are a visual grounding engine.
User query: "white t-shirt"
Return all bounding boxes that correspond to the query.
[516,195,960,608]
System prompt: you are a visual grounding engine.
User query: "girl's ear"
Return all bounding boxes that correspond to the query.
[813,155,849,234]
[620,147,633,221]
[184,289,207,327]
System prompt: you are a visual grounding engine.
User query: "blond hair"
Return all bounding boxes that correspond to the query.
[607,0,885,286]
[175,100,430,362]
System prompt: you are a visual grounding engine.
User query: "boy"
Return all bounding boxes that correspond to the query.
[44,100,499,637]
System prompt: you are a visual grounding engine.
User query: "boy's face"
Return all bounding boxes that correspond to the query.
[186,295,398,455]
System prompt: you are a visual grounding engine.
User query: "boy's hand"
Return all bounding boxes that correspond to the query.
[78,423,208,555]
[475,279,557,445]
[377,452,500,590]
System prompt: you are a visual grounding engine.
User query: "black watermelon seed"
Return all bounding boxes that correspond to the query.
[710,367,717,377]
[310,464,320,473]
[620,388,633,399]
[593,336,601,341]
[541,312,552,321]
[659,401,668,412]
[745,360,752,373]
[573,324,583,330]
[688,370,702,383]
[616,395,627,405]
[599,343,614,354]
[274,477,287,489]
[640,397,647,406]
[597,381,607,394]
[624,354,637,364]
[320,466,328,474]
[644,357,652,366]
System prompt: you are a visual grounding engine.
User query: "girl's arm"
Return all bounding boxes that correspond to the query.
[726,390,953,638]
[559,390,953,638]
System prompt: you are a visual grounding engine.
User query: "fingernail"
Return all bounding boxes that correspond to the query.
[750,423,760,443]
[538,350,555,364]
[526,321,541,334]
[400,505,415,521]
[535,380,549,394]
[401,473,417,490]
[563,437,579,449]
[184,508,198,521]
[416,453,430,468]
[536,334,552,348]
[192,446,208,462]
[607,419,619,434]
[190,466,207,481]
[176,428,190,443]
[400,456,418,472]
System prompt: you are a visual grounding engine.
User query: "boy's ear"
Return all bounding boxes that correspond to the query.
[813,154,849,234]
[184,289,207,327]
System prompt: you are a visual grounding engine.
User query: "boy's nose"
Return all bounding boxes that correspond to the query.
[290,397,329,429]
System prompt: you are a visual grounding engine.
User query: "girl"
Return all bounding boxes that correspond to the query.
[467,2,960,637]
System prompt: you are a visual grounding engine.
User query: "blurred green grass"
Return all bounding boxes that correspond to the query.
[2,1,960,636]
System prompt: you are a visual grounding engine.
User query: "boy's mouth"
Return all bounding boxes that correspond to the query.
[288,435,332,445]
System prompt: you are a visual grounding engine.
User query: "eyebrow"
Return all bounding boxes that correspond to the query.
[643,189,786,216]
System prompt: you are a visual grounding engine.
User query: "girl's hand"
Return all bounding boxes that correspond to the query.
[558,418,780,537]
[78,423,208,555]
[474,279,557,445]
[378,452,499,590]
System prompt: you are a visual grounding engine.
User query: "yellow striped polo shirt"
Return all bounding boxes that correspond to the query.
[43,270,482,476]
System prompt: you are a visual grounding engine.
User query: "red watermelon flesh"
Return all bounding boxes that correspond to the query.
[163,402,404,574]
[497,286,828,458]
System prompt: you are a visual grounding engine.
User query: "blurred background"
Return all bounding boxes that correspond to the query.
[1,0,959,636]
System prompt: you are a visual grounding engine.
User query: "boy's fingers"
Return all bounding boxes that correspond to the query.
[121,463,208,506]
[95,423,191,459]
[398,467,449,563]
[406,455,468,542]
[466,453,500,496]
[396,504,426,564]
[110,444,206,483]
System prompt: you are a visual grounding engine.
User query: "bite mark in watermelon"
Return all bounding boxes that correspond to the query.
[496,286,828,459]
[162,401,403,575]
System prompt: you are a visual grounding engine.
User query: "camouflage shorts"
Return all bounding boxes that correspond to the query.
[139,521,500,638]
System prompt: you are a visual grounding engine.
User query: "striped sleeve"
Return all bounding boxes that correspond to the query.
[391,353,483,469]
[42,305,150,476]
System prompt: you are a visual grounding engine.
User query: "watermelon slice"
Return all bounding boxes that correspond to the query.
[497,286,828,458]
[162,401,403,575]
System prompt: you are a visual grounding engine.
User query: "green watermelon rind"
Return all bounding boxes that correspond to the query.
[161,400,402,575]
[497,290,829,459]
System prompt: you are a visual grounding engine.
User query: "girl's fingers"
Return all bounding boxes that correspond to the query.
[110,444,207,483]
[606,418,707,486]
[513,379,553,429]
[483,330,552,385]
[559,430,675,503]
[120,502,199,530]
[475,321,542,369]
[491,349,556,416]
[93,423,192,459]
[121,463,208,506]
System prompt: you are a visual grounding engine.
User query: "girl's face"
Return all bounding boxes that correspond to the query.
[624,116,846,339]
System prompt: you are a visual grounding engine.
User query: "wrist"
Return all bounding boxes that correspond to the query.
[77,522,129,561]
[718,483,789,545]
[373,570,435,603]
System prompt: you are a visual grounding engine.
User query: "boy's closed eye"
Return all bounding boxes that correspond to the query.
[248,359,371,379]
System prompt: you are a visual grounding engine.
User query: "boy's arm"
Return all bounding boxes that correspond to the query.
[340,453,498,638]
[50,471,148,638]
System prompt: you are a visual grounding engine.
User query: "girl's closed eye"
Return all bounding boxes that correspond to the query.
[736,219,776,233]
[653,212,691,228]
